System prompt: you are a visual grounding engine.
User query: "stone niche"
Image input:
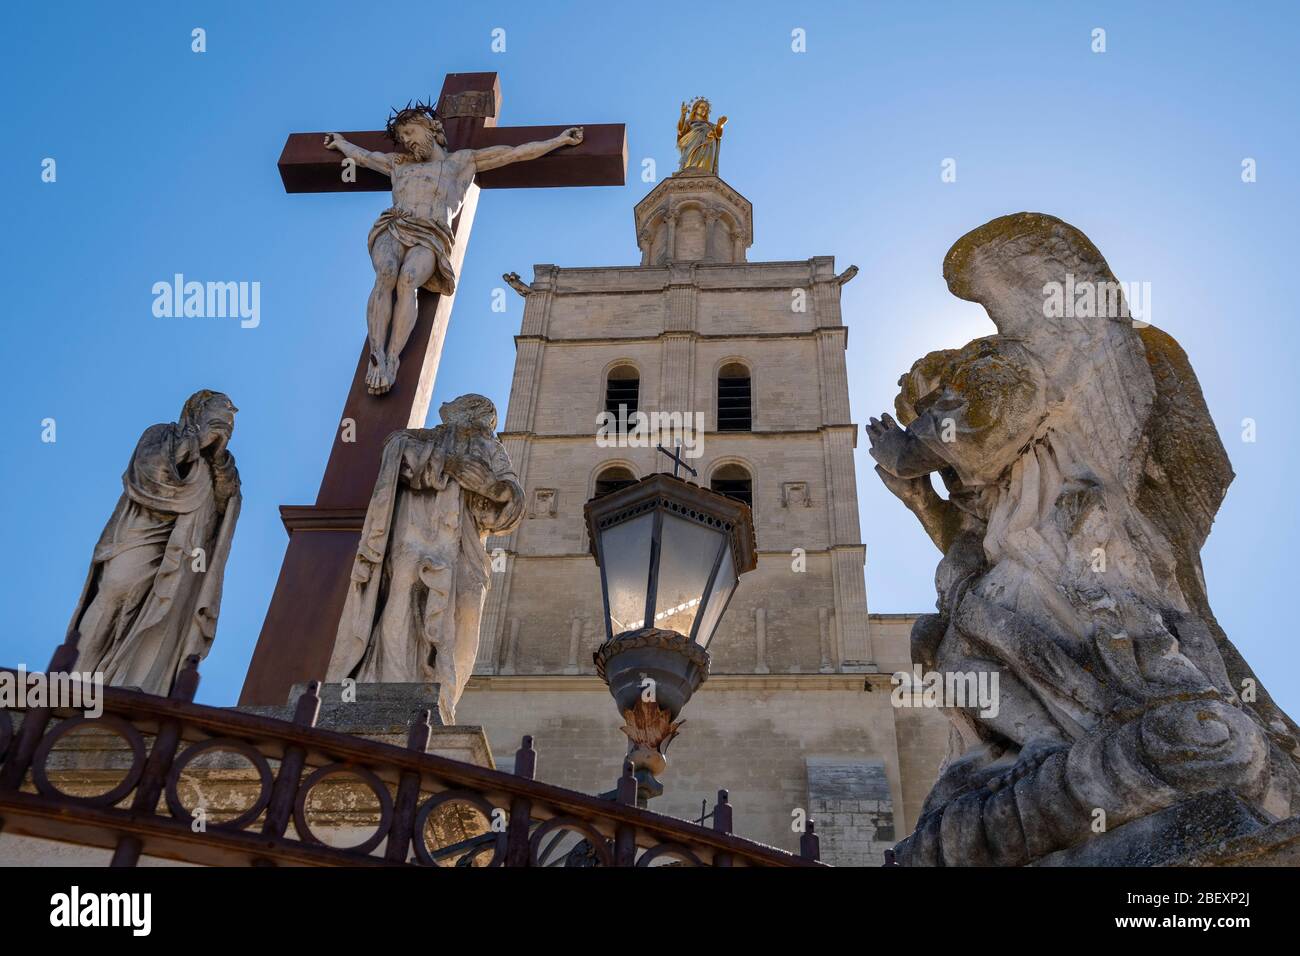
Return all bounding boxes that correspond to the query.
[634,170,754,266]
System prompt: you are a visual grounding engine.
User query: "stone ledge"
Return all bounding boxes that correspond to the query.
[465,673,891,693]
[1031,790,1272,867]
[238,682,493,768]
[511,329,849,346]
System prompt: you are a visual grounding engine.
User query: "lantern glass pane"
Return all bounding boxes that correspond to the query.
[599,512,654,634]
[691,543,736,649]
[652,513,725,637]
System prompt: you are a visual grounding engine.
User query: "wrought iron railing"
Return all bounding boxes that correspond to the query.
[0,648,821,868]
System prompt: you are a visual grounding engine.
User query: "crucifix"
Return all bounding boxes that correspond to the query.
[240,72,626,706]
[656,443,699,480]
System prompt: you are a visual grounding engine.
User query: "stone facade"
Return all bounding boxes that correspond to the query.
[457,170,950,861]
[806,757,894,866]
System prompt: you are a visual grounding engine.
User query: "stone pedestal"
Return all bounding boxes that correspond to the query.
[240,681,492,766]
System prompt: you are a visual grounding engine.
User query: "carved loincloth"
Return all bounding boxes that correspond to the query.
[367,207,456,295]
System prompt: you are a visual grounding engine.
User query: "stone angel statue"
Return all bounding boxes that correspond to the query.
[677,97,727,173]
[869,213,1300,866]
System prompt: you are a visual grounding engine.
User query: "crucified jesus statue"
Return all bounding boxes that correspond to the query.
[325,102,583,395]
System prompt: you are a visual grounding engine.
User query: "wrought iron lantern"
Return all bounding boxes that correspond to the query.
[584,469,756,800]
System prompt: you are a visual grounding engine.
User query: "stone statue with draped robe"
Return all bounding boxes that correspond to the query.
[326,394,524,722]
[869,213,1300,865]
[69,389,241,696]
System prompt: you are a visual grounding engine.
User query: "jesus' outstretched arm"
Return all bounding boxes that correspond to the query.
[323,133,394,176]
[471,127,583,172]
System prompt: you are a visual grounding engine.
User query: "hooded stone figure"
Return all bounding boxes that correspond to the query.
[326,394,524,722]
[68,389,241,695]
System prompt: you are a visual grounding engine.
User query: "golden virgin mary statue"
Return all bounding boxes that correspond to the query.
[677,97,727,173]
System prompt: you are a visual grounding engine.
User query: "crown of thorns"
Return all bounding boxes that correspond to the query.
[386,99,441,141]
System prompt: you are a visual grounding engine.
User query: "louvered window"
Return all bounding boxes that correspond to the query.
[717,363,751,431]
[605,367,639,418]
[594,466,637,498]
[711,464,753,509]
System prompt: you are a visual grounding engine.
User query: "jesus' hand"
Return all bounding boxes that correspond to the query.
[558,127,583,147]
[323,133,349,151]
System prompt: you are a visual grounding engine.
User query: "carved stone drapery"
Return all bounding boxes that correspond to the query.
[68,390,241,696]
[326,395,524,721]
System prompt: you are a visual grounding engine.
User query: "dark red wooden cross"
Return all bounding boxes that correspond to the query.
[241,72,625,706]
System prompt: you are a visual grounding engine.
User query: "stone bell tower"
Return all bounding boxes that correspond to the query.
[634,168,753,266]
[455,103,947,864]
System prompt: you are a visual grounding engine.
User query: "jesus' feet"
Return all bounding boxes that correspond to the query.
[365,355,385,393]
[377,354,399,394]
[362,352,401,395]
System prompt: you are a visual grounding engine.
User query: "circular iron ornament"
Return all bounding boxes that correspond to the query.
[529,816,614,867]
[0,709,13,763]
[164,737,274,831]
[30,715,146,808]
[411,789,505,867]
[635,842,704,867]
[455,842,498,867]
[293,763,394,855]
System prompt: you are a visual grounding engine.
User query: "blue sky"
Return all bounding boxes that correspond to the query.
[2,1,1297,711]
